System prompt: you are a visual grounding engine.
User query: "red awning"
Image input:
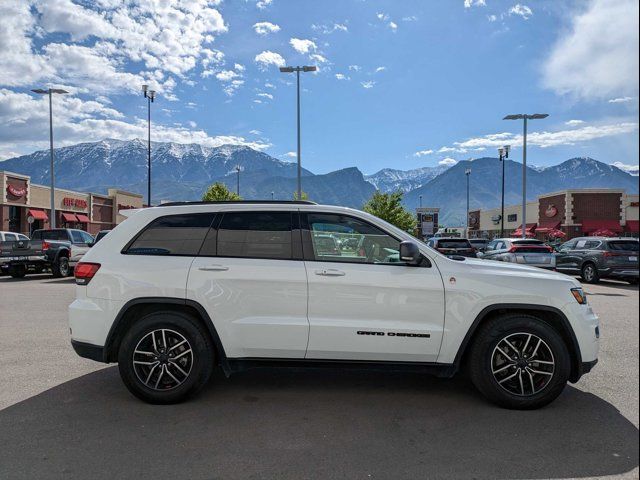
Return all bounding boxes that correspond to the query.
[625,220,639,233]
[536,221,561,233]
[511,223,537,237]
[61,212,79,222]
[27,209,48,221]
[582,219,622,233]
[75,214,90,223]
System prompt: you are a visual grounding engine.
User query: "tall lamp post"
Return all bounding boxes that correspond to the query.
[31,88,68,228]
[504,113,548,238]
[142,85,156,206]
[235,165,241,196]
[497,145,510,238]
[279,65,317,200]
[465,168,471,238]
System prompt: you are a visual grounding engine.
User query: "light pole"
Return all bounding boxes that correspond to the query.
[142,85,156,206]
[419,194,423,208]
[498,145,510,238]
[235,165,241,196]
[271,191,275,200]
[279,65,317,200]
[504,113,548,238]
[465,168,471,238]
[31,88,68,228]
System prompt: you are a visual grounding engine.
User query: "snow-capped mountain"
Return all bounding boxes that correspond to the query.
[365,165,451,192]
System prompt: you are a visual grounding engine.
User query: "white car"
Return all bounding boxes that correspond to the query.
[69,201,599,409]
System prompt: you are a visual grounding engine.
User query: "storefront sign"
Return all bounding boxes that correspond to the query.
[545,205,558,218]
[7,184,27,198]
[118,203,137,210]
[63,197,88,209]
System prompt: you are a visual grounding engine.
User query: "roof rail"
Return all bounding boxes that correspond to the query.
[157,200,318,207]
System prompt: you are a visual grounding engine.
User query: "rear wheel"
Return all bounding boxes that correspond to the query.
[580,263,600,284]
[9,264,26,278]
[117,311,214,404]
[468,314,571,409]
[52,256,70,278]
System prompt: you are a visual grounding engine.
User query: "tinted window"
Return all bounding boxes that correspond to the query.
[4,233,17,241]
[608,241,639,252]
[126,214,215,256]
[437,240,471,249]
[71,231,85,244]
[486,241,498,251]
[508,214,517,222]
[512,239,544,245]
[307,213,401,264]
[584,240,601,249]
[216,212,292,259]
[38,230,69,241]
[17,234,29,241]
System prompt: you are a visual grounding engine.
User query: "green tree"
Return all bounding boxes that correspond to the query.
[293,191,309,201]
[202,182,242,201]
[363,191,417,234]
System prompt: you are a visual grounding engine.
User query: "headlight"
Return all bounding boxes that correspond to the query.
[571,287,587,305]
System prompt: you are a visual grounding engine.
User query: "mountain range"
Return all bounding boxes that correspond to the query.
[1,139,637,224]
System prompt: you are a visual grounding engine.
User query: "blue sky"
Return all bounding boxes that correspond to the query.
[0,0,638,175]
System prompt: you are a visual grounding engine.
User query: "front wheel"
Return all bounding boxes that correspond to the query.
[468,314,571,409]
[118,311,214,404]
[581,263,600,284]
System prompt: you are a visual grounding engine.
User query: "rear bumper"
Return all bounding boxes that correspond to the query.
[71,340,106,363]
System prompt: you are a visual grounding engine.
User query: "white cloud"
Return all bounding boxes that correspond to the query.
[309,53,328,64]
[402,16,418,22]
[249,129,261,135]
[376,13,389,21]
[543,0,639,100]
[487,14,498,22]
[0,89,270,158]
[289,38,317,54]
[389,21,398,31]
[253,21,280,35]
[464,0,486,8]
[565,119,585,126]
[361,81,376,89]
[375,66,386,73]
[311,23,348,34]
[284,151,297,158]
[413,149,434,157]
[612,162,639,175]
[438,146,457,153]
[256,0,272,10]
[335,73,350,80]
[609,96,637,104]
[257,92,273,99]
[439,157,458,166]
[509,4,532,19]
[348,65,361,72]
[215,70,239,82]
[187,121,197,128]
[254,50,285,70]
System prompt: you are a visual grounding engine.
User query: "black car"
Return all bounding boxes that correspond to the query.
[555,237,639,284]
[427,237,477,258]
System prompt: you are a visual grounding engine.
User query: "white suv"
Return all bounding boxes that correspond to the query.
[69,201,599,409]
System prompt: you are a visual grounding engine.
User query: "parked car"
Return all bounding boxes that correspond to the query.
[69,201,598,409]
[480,238,555,270]
[426,237,477,258]
[555,237,639,284]
[0,231,30,275]
[0,228,94,278]
[469,238,489,253]
[94,230,111,243]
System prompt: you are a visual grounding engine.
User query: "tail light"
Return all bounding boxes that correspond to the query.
[75,262,101,285]
[546,246,553,252]
[42,240,50,251]
[508,246,517,253]
[602,251,622,257]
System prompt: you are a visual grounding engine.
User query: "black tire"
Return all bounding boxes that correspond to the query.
[52,256,70,278]
[9,265,27,278]
[468,313,571,410]
[580,263,600,284]
[117,311,214,404]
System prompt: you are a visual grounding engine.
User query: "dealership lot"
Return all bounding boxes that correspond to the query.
[0,275,638,480]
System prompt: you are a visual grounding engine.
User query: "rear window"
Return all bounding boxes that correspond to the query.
[607,241,639,252]
[438,240,471,248]
[126,214,215,256]
[215,212,293,260]
[36,230,69,241]
[512,239,544,245]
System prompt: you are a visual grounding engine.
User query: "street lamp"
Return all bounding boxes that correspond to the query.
[271,191,275,200]
[498,144,510,238]
[279,65,317,200]
[31,88,68,228]
[142,85,156,206]
[504,113,548,238]
[465,168,471,238]
[235,165,242,196]
[419,194,423,208]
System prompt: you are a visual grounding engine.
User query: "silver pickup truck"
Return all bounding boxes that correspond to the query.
[0,228,94,278]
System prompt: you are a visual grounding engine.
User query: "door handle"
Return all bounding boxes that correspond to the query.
[198,265,229,271]
[315,268,345,277]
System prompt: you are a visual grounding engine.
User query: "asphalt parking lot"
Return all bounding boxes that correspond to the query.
[0,274,638,480]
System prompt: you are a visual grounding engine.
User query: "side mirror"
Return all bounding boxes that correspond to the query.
[400,241,421,265]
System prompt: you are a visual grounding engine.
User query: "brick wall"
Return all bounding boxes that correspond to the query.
[572,192,622,223]
[538,194,566,227]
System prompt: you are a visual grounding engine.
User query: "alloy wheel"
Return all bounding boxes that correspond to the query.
[132,329,194,391]
[583,265,595,282]
[491,332,555,397]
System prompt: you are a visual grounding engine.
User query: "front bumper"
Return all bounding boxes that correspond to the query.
[71,340,105,362]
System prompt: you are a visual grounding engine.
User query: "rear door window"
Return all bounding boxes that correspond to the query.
[126,214,215,256]
[214,212,293,260]
[608,241,639,252]
[71,231,85,244]
[4,233,17,241]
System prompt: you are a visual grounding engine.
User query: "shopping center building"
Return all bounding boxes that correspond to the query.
[468,189,639,240]
[1,170,143,236]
